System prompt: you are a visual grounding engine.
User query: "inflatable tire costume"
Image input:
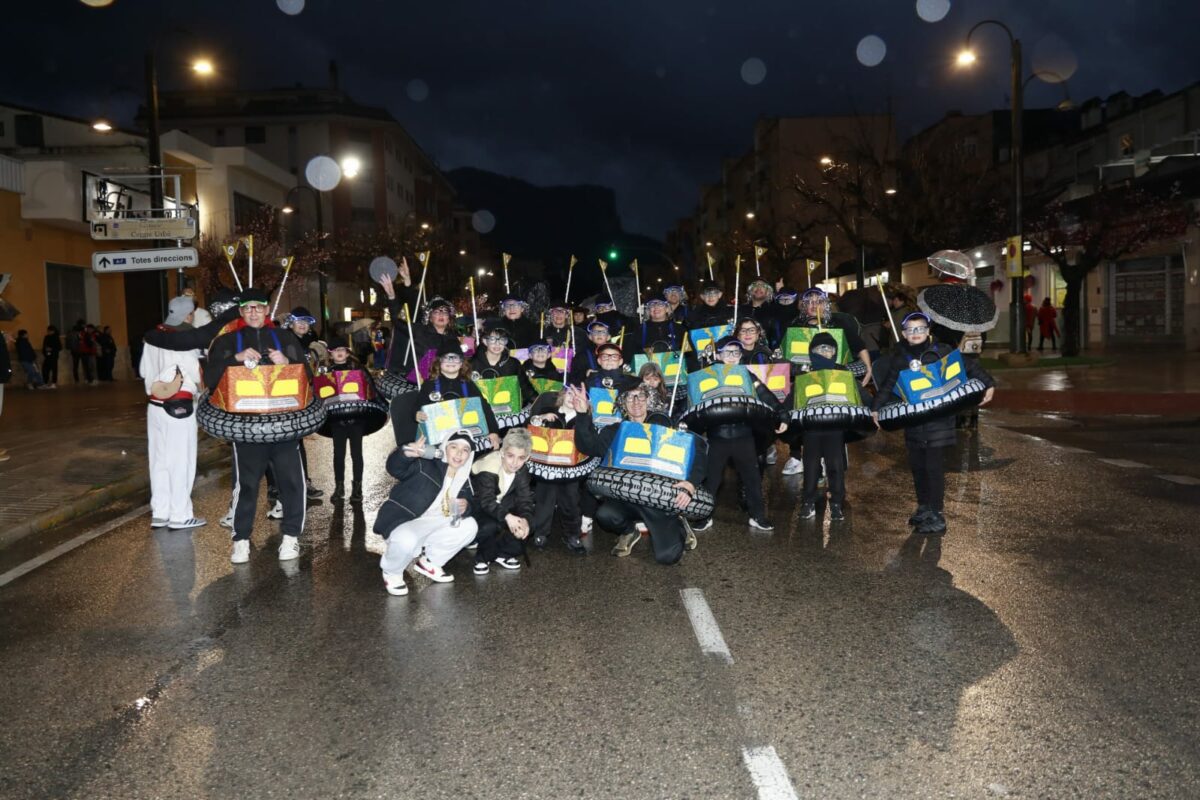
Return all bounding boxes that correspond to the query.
[679,394,778,434]
[375,370,418,402]
[494,405,532,430]
[789,404,876,436]
[318,396,389,437]
[197,391,327,444]
[586,467,715,521]
[526,456,601,483]
[877,378,989,431]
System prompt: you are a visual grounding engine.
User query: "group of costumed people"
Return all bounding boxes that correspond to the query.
[143,248,997,596]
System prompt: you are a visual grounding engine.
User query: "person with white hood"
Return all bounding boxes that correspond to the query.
[373,430,480,596]
[140,296,205,530]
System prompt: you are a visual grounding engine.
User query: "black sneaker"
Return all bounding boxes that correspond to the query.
[332,483,345,502]
[908,505,932,526]
[349,484,362,503]
[829,502,845,521]
[305,481,324,499]
[749,517,775,532]
[694,518,714,531]
[531,534,548,549]
[917,511,947,536]
[564,534,587,554]
[799,503,817,520]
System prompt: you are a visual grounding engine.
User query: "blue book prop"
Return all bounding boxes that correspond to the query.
[603,421,697,481]
[894,350,967,404]
[686,364,754,405]
[588,386,622,427]
[687,324,731,358]
[632,351,686,382]
[420,397,490,444]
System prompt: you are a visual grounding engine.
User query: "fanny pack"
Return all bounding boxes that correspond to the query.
[152,391,195,419]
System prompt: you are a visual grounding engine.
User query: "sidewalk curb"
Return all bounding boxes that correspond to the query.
[0,439,230,550]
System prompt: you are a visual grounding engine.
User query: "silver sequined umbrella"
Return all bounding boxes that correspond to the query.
[917,283,998,333]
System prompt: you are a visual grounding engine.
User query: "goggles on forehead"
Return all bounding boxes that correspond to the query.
[440,352,463,361]
[776,295,797,305]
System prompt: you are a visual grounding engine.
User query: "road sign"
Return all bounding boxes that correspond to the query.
[92,247,199,273]
[90,216,197,241]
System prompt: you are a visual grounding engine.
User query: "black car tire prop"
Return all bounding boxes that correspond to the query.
[526,456,601,483]
[789,404,876,436]
[679,394,778,434]
[197,391,327,444]
[375,370,417,402]
[877,378,989,431]
[495,404,532,430]
[586,467,715,521]
[317,397,389,437]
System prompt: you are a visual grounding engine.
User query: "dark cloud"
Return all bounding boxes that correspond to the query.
[2,0,1197,237]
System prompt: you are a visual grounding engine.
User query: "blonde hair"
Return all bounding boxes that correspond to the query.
[501,427,532,455]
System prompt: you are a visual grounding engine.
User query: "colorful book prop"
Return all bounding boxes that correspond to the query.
[602,421,697,482]
[788,369,874,435]
[632,351,686,382]
[687,325,731,360]
[530,376,564,396]
[746,363,790,403]
[526,425,598,482]
[681,364,777,434]
[475,375,529,428]
[419,397,491,446]
[877,349,988,431]
[782,327,848,368]
[588,386,622,427]
[212,364,311,414]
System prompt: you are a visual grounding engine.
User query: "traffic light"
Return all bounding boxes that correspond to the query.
[608,249,618,260]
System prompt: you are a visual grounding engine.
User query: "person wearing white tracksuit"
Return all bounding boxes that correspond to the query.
[140,296,205,531]
[374,431,480,595]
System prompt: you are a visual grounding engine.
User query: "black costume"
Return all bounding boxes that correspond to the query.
[471,451,536,566]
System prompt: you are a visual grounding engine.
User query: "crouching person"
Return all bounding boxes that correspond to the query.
[470,428,535,574]
[373,431,479,596]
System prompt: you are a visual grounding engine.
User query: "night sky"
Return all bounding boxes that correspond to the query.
[3,0,1197,238]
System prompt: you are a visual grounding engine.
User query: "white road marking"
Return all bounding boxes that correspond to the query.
[0,504,149,588]
[741,746,800,800]
[1159,474,1200,486]
[1097,458,1150,468]
[680,587,733,664]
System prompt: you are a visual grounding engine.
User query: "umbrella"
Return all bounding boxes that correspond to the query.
[348,317,375,333]
[0,297,18,321]
[917,283,998,333]
[926,249,975,280]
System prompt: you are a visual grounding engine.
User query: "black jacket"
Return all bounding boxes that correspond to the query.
[480,314,539,349]
[41,333,62,359]
[471,451,535,529]
[708,372,785,440]
[203,324,310,390]
[373,448,478,536]
[689,302,732,329]
[573,411,706,486]
[0,336,11,384]
[871,342,994,448]
[626,318,682,358]
[383,286,461,374]
[143,306,240,352]
[15,336,37,363]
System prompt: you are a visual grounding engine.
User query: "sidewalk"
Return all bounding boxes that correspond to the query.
[0,379,227,548]
[988,350,1200,416]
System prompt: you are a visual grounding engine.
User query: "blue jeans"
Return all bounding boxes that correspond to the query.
[20,361,44,388]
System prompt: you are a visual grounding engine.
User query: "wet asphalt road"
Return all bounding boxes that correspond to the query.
[1,412,1199,799]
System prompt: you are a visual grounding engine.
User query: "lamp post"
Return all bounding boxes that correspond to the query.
[958,19,1026,353]
[281,185,329,335]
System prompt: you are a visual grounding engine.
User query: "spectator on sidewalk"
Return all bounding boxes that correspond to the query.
[1023,295,1036,352]
[79,323,99,385]
[0,331,11,462]
[41,325,61,388]
[1037,298,1059,351]
[14,330,49,390]
[141,297,205,531]
[98,325,117,381]
[66,320,84,383]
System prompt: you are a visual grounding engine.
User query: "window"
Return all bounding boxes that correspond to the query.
[233,192,267,231]
[15,114,44,147]
[46,263,87,333]
[244,125,266,144]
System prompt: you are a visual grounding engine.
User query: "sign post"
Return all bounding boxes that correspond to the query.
[92,247,199,273]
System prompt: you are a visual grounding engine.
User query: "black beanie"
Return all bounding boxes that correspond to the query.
[810,332,838,352]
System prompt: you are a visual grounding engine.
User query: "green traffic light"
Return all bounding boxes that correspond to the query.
[608,250,618,260]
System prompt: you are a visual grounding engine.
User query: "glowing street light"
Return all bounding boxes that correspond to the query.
[884,188,897,195]
[745,211,755,220]
[281,205,295,214]
[341,156,362,178]
[91,120,113,133]
[705,241,713,247]
[420,222,430,230]
[477,267,487,276]
[956,49,977,67]
[819,156,834,166]
[191,58,215,76]
[459,249,467,255]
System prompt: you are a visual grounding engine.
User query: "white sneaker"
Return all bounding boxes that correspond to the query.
[494,556,521,570]
[765,445,777,465]
[230,540,250,564]
[413,556,454,583]
[383,572,408,596]
[635,522,648,533]
[781,457,804,476]
[150,517,169,529]
[581,515,594,534]
[168,517,206,530]
[267,500,284,520]
[278,535,300,561]
[219,508,235,529]
[473,561,489,575]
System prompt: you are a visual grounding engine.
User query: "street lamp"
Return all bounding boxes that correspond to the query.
[91,120,114,132]
[340,156,362,179]
[745,211,756,220]
[957,18,1027,353]
[191,58,215,76]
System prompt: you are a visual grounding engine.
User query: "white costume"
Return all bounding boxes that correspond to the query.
[380,448,478,575]
[141,340,203,525]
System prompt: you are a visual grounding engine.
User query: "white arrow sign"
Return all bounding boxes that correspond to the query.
[92,247,199,273]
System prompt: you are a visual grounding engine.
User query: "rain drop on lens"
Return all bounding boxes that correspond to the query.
[406,79,430,102]
[915,0,950,23]
[276,0,304,15]
[1032,34,1078,82]
[472,210,496,234]
[305,156,341,191]
[740,58,767,86]
[856,35,887,67]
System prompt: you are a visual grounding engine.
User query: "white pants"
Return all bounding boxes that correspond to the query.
[380,515,478,575]
[147,403,198,523]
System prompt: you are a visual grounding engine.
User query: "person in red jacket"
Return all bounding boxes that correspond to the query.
[1022,295,1036,351]
[1037,298,1059,351]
